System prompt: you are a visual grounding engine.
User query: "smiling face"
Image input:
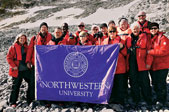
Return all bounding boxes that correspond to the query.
[18,35,26,45]
[137,12,146,23]
[54,28,62,39]
[40,25,48,34]
[119,20,128,31]
[101,27,108,35]
[132,25,140,36]
[108,27,117,39]
[92,27,99,34]
[150,26,159,35]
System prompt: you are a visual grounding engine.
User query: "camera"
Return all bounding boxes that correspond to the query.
[93,31,103,38]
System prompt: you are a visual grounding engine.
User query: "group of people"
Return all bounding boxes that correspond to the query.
[6,11,169,110]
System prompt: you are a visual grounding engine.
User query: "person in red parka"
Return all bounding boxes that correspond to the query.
[126,22,153,108]
[102,26,127,107]
[26,22,52,107]
[6,34,34,107]
[75,22,88,44]
[137,11,151,34]
[95,23,108,45]
[148,22,169,109]
[47,27,67,45]
[77,31,92,45]
[61,23,76,45]
[88,25,100,44]
[26,22,52,67]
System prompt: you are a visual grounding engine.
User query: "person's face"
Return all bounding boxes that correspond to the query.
[19,35,26,45]
[80,36,87,43]
[54,29,62,38]
[78,25,85,31]
[138,15,146,23]
[132,26,140,36]
[101,27,108,35]
[119,21,128,31]
[62,24,68,33]
[40,25,48,34]
[92,27,99,34]
[109,30,117,39]
[150,26,159,35]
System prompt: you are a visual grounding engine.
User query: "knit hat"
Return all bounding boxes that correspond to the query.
[100,23,108,28]
[40,22,48,29]
[149,22,159,29]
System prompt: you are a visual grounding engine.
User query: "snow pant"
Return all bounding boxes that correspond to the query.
[9,70,35,105]
[128,70,152,105]
[150,69,168,104]
[109,73,127,105]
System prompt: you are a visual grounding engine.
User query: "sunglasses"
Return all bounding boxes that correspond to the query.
[78,25,84,27]
[109,30,116,33]
[150,27,158,30]
[138,15,145,17]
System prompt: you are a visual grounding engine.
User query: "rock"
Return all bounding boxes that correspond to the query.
[61,108,69,112]
[101,109,114,112]
[87,108,93,112]
[76,107,81,112]
[0,100,7,108]
[4,107,16,112]
[69,108,75,112]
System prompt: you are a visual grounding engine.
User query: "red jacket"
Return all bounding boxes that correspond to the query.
[137,20,151,34]
[95,34,108,45]
[6,43,28,77]
[26,32,52,65]
[77,40,92,45]
[47,39,67,45]
[87,33,96,45]
[148,32,169,71]
[126,33,153,71]
[102,36,127,74]
[64,32,76,45]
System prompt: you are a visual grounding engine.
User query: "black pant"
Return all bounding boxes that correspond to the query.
[109,73,127,105]
[150,69,168,104]
[128,70,152,105]
[9,70,34,105]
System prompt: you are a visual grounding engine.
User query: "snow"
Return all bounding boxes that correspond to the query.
[18,8,84,29]
[0,6,55,29]
[0,0,141,29]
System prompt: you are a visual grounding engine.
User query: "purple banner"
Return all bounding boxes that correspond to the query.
[35,44,119,104]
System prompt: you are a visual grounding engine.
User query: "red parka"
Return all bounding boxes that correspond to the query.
[26,32,52,65]
[6,43,28,77]
[76,40,92,45]
[95,33,108,45]
[126,33,153,71]
[64,32,77,45]
[102,36,127,74]
[137,20,151,34]
[148,32,169,71]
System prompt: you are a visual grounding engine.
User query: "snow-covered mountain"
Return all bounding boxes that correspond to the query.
[0,0,168,30]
